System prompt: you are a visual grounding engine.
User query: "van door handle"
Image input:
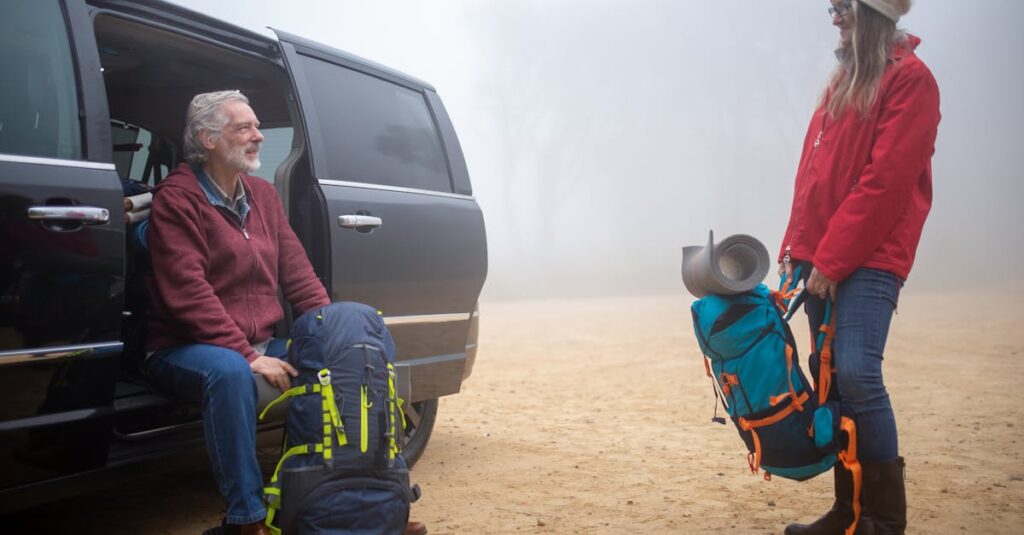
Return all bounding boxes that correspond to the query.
[337,214,382,230]
[28,206,110,226]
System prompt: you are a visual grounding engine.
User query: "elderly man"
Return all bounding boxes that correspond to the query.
[145,91,426,535]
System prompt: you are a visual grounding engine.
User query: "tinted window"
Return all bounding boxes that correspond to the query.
[128,128,155,180]
[256,126,294,184]
[110,121,169,184]
[0,0,81,159]
[300,56,451,192]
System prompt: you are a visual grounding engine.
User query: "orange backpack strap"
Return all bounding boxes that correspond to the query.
[838,416,862,535]
[738,417,763,474]
[784,344,805,412]
[737,391,811,474]
[813,298,837,405]
[816,314,837,405]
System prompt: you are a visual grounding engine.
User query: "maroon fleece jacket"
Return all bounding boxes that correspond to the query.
[146,164,329,361]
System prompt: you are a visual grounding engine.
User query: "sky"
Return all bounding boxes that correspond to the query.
[168,0,1024,300]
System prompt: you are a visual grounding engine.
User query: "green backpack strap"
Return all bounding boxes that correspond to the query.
[263,442,323,535]
[386,363,404,461]
[317,368,347,448]
[258,383,321,421]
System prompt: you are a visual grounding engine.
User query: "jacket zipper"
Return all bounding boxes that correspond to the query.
[789,114,827,259]
[218,205,257,340]
[245,217,257,341]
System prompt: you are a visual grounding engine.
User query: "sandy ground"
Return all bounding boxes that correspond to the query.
[9,291,1024,534]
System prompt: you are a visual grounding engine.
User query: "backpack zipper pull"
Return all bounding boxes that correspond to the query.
[360,383,370,453]
[360,354,374,454]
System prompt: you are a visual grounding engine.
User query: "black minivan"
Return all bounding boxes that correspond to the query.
[0,0,487,510]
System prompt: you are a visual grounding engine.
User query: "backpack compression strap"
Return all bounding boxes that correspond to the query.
[386,363,404,463]
[736,390,811,474]
[257,369,348,447]
[263,442,326,535]
[812,298,838,405]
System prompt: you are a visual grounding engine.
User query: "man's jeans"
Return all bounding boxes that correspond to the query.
[802,266,902,462]
[146,339,288,525]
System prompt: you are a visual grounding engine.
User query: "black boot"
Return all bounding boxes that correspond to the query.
[860,457,906,535]
[785,463,867,535]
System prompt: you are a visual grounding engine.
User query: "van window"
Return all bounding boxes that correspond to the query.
[299,57,451,192]
[256,126,294,184]
[0,0,81,160]
[110,120,170,185]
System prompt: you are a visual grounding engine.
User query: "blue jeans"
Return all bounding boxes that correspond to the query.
[146,338,288,524]
[802,266,902,462]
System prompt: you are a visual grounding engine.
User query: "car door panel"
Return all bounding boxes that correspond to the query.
[0,157,124,490]
[274,30,487,402]
[0,0,124,491]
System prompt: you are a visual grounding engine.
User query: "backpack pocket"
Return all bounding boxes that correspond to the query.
[279,467,413,535]
[812,401,842,455]
[736,396,836,482]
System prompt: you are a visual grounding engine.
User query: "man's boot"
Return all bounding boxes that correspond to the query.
[860,457,906,535]
[238,521,271,535]
[785,463,868,535]
[202,519,271,535]
[404,520,428,535]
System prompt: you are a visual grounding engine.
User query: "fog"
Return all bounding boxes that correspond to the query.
[171,0,1024,299]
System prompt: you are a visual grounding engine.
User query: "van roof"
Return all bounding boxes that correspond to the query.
[89,0,435,91]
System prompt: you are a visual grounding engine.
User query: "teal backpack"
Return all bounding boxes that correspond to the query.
[690,268,864,530]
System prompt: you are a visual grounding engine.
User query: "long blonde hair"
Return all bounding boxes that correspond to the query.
[824,2,904,117]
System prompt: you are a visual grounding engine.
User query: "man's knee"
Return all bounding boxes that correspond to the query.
[202,346,256,390]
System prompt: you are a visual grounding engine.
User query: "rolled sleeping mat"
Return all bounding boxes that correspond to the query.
[124,192,153,212]
[681,230,771,298]
[125,208,150,224]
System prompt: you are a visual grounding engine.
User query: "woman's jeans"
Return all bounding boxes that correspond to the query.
[802,266,902,462]
[146,339,288,525]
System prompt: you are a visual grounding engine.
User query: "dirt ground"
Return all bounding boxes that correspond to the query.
[10,291,1024,534]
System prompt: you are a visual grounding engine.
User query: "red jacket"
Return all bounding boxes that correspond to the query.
[780,35,940,282]
[146,164,329,361]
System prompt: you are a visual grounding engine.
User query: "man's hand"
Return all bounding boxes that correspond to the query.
[250,355,299,392]
[807,267,838,301]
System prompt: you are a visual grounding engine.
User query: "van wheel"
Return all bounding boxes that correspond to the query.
[401,398,438,467]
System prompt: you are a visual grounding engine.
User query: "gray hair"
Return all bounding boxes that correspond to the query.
[183,90,250,165]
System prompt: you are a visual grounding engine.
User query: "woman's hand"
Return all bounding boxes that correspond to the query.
[807,267,838,301]
[250,355,299,392]
[778,261,794,289]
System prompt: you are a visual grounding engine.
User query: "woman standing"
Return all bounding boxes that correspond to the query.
[779,1,940,534]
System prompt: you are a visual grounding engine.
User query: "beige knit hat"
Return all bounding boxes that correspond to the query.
[858,0,912,23]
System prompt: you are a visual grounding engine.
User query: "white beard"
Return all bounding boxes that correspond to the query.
[225,142,261,173]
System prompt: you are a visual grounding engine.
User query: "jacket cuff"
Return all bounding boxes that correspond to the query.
[243,347,261,363]
[811,255,848,283]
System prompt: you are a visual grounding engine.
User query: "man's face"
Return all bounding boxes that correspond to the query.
[830,0,855,48]
[210,100,264,173]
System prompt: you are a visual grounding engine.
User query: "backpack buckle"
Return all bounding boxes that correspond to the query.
[317,368,331,386]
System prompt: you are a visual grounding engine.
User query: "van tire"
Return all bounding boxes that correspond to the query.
[401,398,438,467]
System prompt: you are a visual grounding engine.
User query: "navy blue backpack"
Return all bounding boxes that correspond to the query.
[259,302,420,535]
[690,269,864,530]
